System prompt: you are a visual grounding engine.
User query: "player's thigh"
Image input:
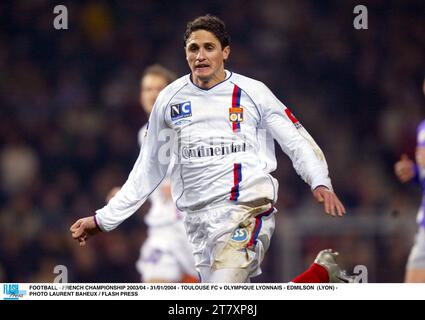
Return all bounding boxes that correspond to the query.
[209,268,250,283]
[172,223,198,277]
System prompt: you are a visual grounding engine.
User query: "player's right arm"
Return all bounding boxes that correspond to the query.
[70,95,172,242]
[256,82,345,217]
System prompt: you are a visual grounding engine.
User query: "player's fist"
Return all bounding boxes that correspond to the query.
[394,154,415,183]
[313,186,346,217]
[70,216,101,247]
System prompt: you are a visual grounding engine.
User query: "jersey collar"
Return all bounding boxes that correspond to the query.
[187,70,233,91]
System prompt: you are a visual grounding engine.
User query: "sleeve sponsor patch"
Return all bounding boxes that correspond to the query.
[284,108,302,128]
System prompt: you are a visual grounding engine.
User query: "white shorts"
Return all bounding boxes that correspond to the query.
[184,200,276,281]
[406,227,425,270]
[136,220,198,282]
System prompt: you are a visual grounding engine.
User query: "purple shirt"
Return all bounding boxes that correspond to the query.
[415,120,425,228]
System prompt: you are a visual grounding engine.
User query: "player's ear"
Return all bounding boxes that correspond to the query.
[223,46,230,62]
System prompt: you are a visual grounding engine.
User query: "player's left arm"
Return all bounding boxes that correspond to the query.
[258,83,346,217]
[312,185,345,217]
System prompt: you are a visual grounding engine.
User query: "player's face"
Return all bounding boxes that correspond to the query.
[185,30,230,89]
[140,74,169,114]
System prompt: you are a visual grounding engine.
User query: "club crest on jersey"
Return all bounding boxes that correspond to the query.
[171,101,192,120]
[229,107,244,123]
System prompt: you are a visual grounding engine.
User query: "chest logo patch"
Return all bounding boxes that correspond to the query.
[171,101,192,120]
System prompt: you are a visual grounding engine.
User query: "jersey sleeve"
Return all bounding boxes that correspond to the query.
[95,98,172,232]
[417,121,425,147]
[415,121,425,184]
[257,83,333,191]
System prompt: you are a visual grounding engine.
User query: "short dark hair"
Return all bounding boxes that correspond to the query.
[141,64,176,85]
[183,14,230,49]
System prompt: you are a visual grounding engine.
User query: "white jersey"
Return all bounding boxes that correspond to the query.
[135,124,180,227]
[96,70,332,232]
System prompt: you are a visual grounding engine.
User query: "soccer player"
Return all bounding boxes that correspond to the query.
[71,15,349,283]
[106,65,198,283]
[394,78,425,283]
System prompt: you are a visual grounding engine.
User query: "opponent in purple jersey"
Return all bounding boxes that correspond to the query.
[394,79,425,282]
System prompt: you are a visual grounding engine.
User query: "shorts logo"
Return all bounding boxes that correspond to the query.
[171,102,192,120]
[231,228,248,242]
[229,107,243,123]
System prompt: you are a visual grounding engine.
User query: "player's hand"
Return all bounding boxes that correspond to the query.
[313,186,346,217]
[70,216,101,247]
[394,154,415,183]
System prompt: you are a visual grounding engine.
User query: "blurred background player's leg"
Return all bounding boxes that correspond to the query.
[136,223,198,283]
[405,227,425,282]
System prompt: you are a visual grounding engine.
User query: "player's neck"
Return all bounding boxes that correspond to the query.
[192,70,226,89]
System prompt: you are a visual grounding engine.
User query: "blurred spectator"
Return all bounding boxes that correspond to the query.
[1,144,39,195]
